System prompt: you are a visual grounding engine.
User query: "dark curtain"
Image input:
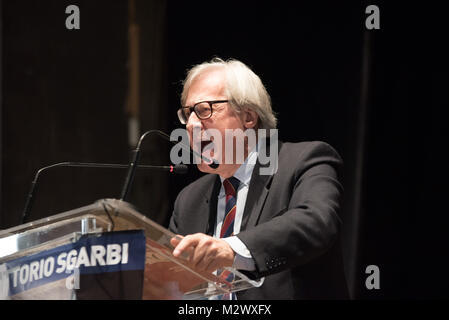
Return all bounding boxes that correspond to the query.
[355,3,449,299]
[0,0,170,228]
[0,0,130,227]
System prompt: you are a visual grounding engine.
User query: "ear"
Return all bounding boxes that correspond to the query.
[242,108,259,129]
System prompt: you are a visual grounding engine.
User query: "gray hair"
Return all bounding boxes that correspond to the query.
[181,57,277,129]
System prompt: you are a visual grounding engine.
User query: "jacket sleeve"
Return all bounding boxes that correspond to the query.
[168,186,186,234]
[236,141,343,277]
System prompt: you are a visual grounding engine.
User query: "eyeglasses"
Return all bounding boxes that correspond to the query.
[177,100,229,125]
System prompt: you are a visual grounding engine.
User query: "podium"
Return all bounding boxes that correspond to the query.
[0,199,262,299]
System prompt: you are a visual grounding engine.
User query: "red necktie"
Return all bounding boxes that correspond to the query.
[218,177,240,299]
[220,177,240,238]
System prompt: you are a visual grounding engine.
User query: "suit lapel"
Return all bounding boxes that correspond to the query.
[203,175,221,235]
[241,138,282,230]
[241,163,272,230]
[198,165,271,234]
[185,174,221,235]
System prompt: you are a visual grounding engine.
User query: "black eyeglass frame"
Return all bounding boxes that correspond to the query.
[177,100,229,124]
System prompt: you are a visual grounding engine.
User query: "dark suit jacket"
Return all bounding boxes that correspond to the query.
[169,141,349,299]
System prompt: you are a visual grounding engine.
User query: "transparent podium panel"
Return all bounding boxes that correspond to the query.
[0,199,263,299]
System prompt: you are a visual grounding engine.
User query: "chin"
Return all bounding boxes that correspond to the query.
[197,162,217,174]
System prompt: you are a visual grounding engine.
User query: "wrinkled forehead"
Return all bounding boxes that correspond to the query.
[185,67,227,106]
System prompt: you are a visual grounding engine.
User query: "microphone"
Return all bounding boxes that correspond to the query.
[119,130,219,202]
[141,130,219,169]
[21,162,187,224]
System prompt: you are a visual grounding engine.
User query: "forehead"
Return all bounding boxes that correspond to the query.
[185,67,227,106]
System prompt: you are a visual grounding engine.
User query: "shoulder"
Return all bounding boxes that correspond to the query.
[275,141,343,177]
[170,173,218,233]
[174,173,217,204]
[279,141,342,163]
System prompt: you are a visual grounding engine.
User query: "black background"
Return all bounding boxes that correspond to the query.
[1,1,448,299]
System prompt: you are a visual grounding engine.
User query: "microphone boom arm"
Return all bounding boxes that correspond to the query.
[21,161,186,224]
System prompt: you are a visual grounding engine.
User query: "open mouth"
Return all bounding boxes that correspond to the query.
[198,138,215,164]
[190,131,215,164]
[200,140,213,152]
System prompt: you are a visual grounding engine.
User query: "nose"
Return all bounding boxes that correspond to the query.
[186,111,202,132]
[185,112,203,150]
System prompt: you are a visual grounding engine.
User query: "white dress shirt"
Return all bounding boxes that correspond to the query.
[215,149,258,271]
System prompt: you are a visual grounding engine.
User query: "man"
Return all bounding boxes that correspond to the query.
[169,58,349,299]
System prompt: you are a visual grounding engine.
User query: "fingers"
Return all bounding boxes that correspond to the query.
[172,233,217,271]
[171,233,236,273]
[172,233,201,257]
[170,235,183,248]
[190,236,217,270]
[204,257,220,274]
[171,235,195,259]
[202,242,234,273]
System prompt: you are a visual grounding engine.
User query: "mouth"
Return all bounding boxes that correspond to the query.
[189,131,216,165]
[197,138,215,165]
[200,140,213,152]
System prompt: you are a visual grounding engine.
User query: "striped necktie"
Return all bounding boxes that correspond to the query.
[217,177,240,300]
[221,177,240,238]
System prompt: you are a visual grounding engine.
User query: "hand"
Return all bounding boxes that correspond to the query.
[170,233,235,273]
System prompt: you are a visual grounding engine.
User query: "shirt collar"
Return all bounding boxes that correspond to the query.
[219,147,258,191]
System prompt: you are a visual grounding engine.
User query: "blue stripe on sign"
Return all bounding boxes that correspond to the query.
[4,230,146,296]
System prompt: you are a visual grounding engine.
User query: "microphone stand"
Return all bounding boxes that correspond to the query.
[120,130,219,201]
[21,161,187,224]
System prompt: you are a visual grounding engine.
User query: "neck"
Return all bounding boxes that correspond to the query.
[217,144,252,179]
[214,133,259,179]
[218,163,242,179]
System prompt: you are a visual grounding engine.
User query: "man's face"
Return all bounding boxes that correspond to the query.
[184,68,247,176]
